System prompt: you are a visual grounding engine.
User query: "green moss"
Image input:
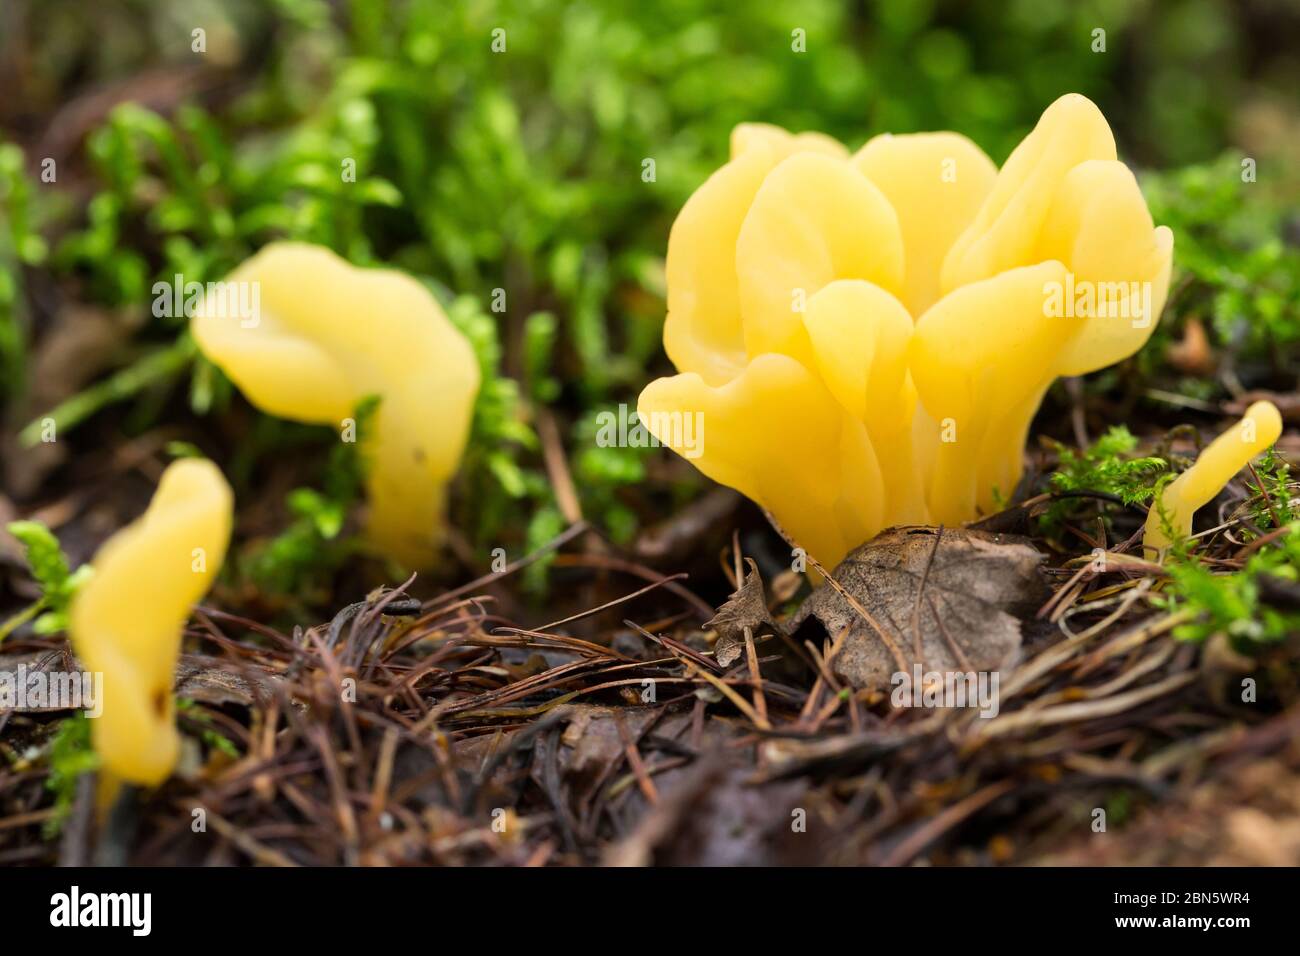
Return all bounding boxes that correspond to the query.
[1040,426,1168,535]
[1161,522,1300,647]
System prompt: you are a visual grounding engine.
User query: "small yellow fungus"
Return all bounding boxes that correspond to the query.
[191,243,480,569]
[1143,401,1283,560]
[639,94,1174,569]
[69,459,233,787]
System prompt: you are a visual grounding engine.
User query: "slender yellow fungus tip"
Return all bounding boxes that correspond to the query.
[1143,401,1283,561]
[69,458,233,787]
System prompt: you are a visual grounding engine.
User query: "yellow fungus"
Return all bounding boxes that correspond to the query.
[69,459,233,787]
[191,242,480,569]
[639,94,1174,569]
[1143,401,1283,560]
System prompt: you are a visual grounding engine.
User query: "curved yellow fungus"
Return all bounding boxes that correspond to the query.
[1143,401,1283,560]
[69,459,233,787]
[639,94,1174,568]
[192,242,480,569]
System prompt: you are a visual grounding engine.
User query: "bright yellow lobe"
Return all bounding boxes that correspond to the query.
[191,243,480,569]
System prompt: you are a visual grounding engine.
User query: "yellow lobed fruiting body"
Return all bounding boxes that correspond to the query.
[191,243,480,569]
[1143,401,1283,560]
[69,459,233,787]
[639,94,1175,569]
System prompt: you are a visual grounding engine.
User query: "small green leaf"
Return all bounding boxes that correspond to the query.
[7,520,70,592]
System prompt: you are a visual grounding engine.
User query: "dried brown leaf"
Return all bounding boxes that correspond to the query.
[792,526,1047,691]
[706,558,783,667]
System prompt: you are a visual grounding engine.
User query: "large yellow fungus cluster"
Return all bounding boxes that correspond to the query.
[639,94,1174,567]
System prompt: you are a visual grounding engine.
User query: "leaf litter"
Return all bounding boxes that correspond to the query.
[3,486,1300,866]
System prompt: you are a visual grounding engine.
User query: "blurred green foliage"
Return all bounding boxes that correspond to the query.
[0,0,1297,600]
[41,713,98,838]
[238,395,379,599]
[1140,153,1300,388]
[0,143,51,402]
